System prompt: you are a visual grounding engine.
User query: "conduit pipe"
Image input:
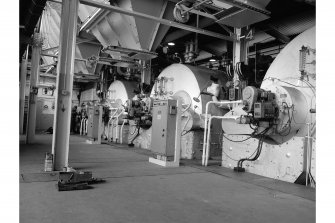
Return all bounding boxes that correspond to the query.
[202,100,243,166]
[181,103,192,133]
[80,118,84,135]
[80,117,88,135]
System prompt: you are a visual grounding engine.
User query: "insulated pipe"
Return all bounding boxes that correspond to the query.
[202,100,243,166]
[84,118,88,135]
[79,118,84,135]
[51,0,79,170]
[80,117,87,135]
[114,109,124,143]
[20,45,29,134]
[26,34,43,144]
[181,115,191,134]
[120,119,126,144]
[107,108,118,142]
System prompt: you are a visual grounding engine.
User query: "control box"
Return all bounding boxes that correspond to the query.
[87,105,101,140]
[254,102,276,119]
[151,99,178,159]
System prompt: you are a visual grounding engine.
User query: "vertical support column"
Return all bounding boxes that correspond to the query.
[26,34,42,144]
[52,0,78,171]
[233,28,242,84]
[232,28,248,100]
[19,45,29,134]
[233,28,248,66]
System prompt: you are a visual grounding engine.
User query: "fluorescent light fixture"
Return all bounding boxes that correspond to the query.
[168,42,175,46]
[209,58,216,62]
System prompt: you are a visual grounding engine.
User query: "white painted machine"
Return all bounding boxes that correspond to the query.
[220,27,316,185]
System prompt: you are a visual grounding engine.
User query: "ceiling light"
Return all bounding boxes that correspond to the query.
[209,59,216,62]
[168,42,175,46]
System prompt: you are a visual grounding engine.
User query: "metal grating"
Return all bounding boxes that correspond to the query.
[216,8,269,28]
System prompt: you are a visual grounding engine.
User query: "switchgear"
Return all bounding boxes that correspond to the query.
[87,105,102,141]
[151,99,178,160]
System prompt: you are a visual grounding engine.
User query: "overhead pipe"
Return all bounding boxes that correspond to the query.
[181,0,212,15]
[202,100,243,166]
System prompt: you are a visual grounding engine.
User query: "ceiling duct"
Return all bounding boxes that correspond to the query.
[130,0,168,50]
[78,0,141,49]
[79,0,172,52]
[39,2,101,75]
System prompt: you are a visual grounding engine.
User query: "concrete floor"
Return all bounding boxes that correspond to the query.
[20,134,315,223]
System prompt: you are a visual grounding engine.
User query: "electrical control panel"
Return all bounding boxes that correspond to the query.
[151,99,178,159]
[254,102,276,119]
[87,105,101,140]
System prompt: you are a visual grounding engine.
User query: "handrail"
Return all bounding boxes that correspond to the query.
[202,100,243,166]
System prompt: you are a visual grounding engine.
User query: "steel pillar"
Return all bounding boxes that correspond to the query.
[26,34,42,144]
[19,46,29,134]
[52,0,78,171]
[232,28,248,83]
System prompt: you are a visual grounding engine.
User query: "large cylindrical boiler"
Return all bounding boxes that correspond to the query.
[107,80,138,108]
[221,26,315,144]
[261,26,315,139]
[152,64,227,131]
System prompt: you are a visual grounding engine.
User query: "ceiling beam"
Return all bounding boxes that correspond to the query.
[163,17,215,43]
[259,24,291,43]
[79,0,234,42]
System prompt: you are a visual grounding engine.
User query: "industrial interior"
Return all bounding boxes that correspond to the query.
[19,0,316,222]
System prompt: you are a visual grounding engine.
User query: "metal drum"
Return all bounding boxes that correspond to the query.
[221,26,316,143]
[107,80,138,108]
[152,64,228,131]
